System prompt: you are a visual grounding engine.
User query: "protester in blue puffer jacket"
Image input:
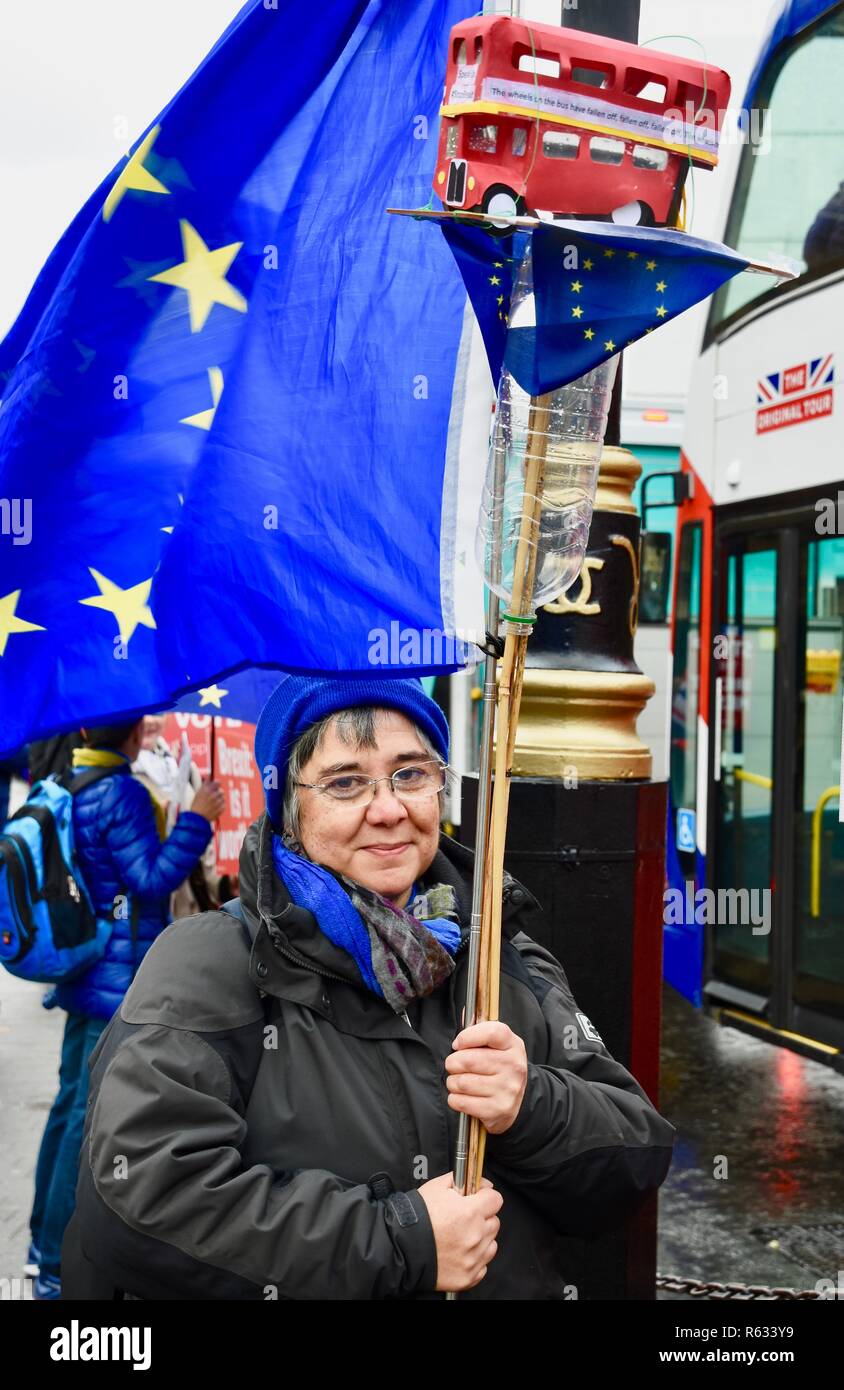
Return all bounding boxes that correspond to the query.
[28,717,224,1299]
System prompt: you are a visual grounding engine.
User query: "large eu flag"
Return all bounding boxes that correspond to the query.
[0,0,481,754]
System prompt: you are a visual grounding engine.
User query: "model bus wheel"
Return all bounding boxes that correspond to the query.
[481,184,526,231]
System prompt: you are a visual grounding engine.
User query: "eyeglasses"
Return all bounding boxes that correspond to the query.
[293,759,450,805]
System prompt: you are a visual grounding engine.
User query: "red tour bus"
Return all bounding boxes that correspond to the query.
[434,16,730,226]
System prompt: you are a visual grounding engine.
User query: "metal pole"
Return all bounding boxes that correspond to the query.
[451,585,498,1196]
[561,0,640,42]
[453,0,518,1215]
[448,0,513,1243]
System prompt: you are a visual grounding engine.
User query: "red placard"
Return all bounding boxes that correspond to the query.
[161,714,263,876]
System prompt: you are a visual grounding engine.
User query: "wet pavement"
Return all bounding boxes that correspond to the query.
[0,973,64,1282]
[658,984,844,1298]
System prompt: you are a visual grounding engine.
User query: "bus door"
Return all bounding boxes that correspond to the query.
[709,509,844,1050]
[710,531,779,1006]
[793,526,844,1046]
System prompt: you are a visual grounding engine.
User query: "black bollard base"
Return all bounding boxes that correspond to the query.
[460,773,668,1300]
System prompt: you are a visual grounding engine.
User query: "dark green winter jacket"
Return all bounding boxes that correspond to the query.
[69,815,675,1300]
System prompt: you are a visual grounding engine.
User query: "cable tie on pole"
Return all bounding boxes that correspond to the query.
[501,612,536,630]
[478,629,506,659]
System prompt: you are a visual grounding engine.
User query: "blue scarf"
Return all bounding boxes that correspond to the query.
[271,833,461,1007]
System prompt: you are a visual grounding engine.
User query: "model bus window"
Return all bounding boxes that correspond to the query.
[570,63,613,89]
[590,136,625,166]
[708,6,844,335]
[623,69,668,105]
[468,124,497,154]
[512,128,527,158]
[670,523,702,841]
[632,145,668,172]
[543,131,579,160]
[518,52,561,79]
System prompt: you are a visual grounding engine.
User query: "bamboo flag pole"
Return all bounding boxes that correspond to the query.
[463,391,554,1195]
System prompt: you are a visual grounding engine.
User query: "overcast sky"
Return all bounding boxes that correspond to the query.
[0,0,778,396]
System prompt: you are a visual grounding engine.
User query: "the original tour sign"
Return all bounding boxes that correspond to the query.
[161,714,263,876]
[756,355,834,434]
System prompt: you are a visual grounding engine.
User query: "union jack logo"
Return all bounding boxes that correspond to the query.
[757,355,834,405]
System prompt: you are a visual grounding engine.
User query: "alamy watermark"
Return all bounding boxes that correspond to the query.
[665,103,772,156]
[368,623,484,668]
[49,1320,151,1370]
[815,491,844,535]
[664,883,771,935]
[0,497,32,545]
[0,1275,33,1300]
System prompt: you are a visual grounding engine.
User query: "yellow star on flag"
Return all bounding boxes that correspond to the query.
[571,305,583,319]
[582,258,594,270]
[80,568,156,644]
[627,251,638,259]
[570,280,583,293]
[489,275,501,286]
[149,221,247,333]
[583,328,595,340]
[103,125,170,223]
[603,248,615,258]
[0,590,44,657]
[655,305,667,318]
[646,259,657,271]
[198,683,229,709]
[604,339,616,353]
[181,367,224,431]
[656,279,667,293]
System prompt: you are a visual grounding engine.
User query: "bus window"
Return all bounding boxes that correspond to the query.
[518,52,561,79]
[512,128,527,158]
[445,125,459,158]
[570,63,613,89]
[633,145,669,172]
[590,136,625,165]
[675,79,706,112]
[543,131,579,160]
[708,6,844,336]
[623,68,668,105]
[670,523,702,850]
[468,124,497,154]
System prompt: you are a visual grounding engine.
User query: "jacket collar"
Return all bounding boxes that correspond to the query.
[237,814,542,990]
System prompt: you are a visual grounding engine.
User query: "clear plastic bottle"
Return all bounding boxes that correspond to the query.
[476,242,619,614]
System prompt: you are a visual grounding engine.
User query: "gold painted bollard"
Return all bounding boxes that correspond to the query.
[507,444,655,780]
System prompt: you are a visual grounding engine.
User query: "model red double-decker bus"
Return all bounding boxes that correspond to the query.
[434,16,730,226]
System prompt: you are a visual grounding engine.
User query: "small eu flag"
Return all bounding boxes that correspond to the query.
[442,218,751,396]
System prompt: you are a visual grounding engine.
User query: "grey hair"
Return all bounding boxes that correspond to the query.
[281,705,445,839]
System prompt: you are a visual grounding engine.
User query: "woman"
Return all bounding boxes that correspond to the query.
[67,675,675,1300]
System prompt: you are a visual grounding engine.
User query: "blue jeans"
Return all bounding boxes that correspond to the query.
[30,1011,107,1280]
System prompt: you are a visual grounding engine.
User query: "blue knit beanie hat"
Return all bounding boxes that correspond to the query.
[255,676,450,829]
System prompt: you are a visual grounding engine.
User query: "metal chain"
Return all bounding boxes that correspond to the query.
[657,1273,823,1301]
